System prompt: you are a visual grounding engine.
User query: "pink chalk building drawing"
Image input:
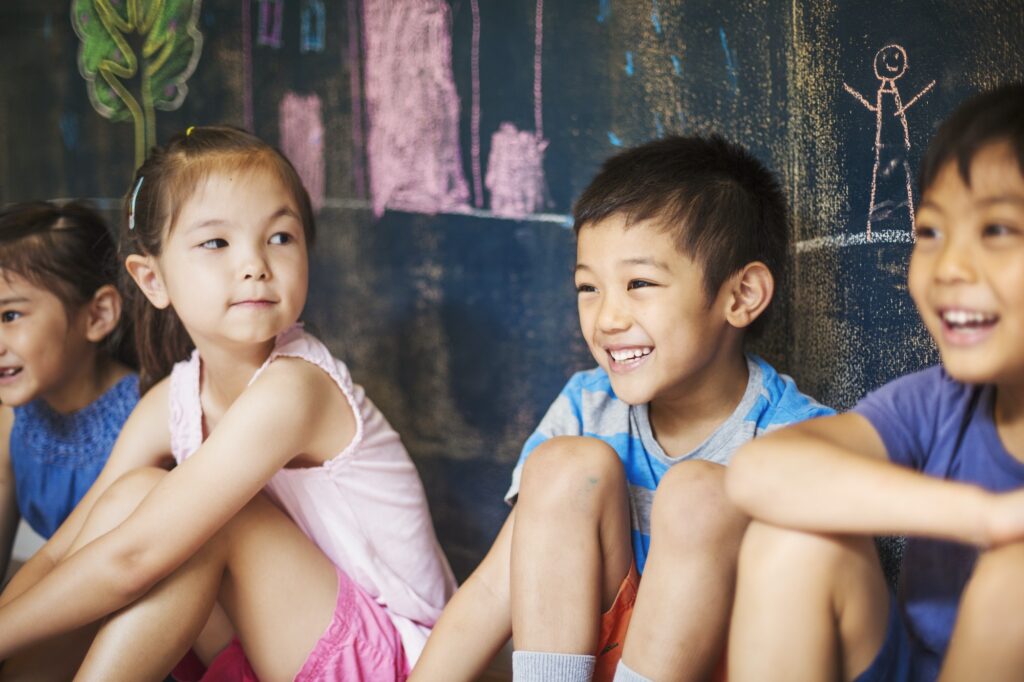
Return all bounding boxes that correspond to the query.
[279,91,325,212]
[361,0,470,217]
[484,0,549,218]
[844,45,935,240]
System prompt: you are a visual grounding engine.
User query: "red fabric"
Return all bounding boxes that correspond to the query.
[170,640,259,682]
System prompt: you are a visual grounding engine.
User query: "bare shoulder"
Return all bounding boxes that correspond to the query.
[247,355,357,462]
[251,355,353,410]
[0,407,13,442]
[0,406,12,466]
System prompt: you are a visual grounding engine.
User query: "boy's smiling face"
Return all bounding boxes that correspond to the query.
[910,142,1024,385]
[574,213,742,406]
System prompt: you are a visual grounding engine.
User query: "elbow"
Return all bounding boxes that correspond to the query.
[726,439,770,513]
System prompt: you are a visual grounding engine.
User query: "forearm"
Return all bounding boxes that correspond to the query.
[412,572,511,681]
[0,533,146,658]
[0,545,54,607]
[727,433,993,546]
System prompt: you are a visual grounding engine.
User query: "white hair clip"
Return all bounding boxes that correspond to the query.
[128,176,144,231]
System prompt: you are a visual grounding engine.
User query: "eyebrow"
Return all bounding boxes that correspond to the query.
[575,257,672,273]
[976,195,1024,208]
[185,207,301,232]
[0,297,30,305]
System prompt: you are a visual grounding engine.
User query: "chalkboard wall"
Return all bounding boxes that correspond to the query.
[2,0,1023,579]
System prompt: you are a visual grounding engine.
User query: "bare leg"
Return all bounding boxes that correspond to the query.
[620,461,748,681]
[511,436,633,653]
[0,469,167,681]
[411,512,514,681]
[728,522,889,682]
[940,540,1024,681]
[75,483,339,682]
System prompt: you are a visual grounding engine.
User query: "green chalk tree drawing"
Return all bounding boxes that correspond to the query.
[72,0,204,167]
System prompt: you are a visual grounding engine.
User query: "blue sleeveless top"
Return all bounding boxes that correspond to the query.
[10,374,139,538]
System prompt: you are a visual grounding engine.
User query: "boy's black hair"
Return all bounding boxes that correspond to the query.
[919,82,1024,193]
[573,134,788,335]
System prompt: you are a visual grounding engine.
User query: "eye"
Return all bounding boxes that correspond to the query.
[914,225,939,241]
[0,310,22,323]
[982,223,1018,238]
[198,238,228,250]
[269,232,293,245]
[627,279,655,290]
[575,283,597,294]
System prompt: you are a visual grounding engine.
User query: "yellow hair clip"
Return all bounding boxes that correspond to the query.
[186,126,196,136]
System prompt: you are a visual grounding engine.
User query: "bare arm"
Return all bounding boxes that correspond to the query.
[0,358,353,658]
[0,409,19,582]
[412,511,514,682]
[726,413,1004,547]
[0,382,173,608]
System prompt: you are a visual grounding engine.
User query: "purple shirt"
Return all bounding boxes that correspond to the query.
[854,365,1024,679]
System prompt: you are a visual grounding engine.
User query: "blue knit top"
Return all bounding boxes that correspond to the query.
[10,374,139,538]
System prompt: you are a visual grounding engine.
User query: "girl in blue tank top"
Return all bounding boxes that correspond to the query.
[0,201,137,579]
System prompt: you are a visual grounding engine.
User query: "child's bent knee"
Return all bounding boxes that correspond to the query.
[95,467,168,517]
[650,461,744,544]
[519,436,625,500]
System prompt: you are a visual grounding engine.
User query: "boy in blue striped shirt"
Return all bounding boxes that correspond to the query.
[412,135,831,682]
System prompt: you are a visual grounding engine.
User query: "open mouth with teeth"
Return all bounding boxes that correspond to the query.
[607,347,653,371]
[938,309,998,343]
[0,367,21,379]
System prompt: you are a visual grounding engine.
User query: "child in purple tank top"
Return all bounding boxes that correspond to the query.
[726,83,1024,681]
[0,127,453,680]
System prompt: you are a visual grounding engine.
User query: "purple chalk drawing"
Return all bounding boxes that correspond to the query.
[242,0,254,130]
[484,0,548,217]
[470,0,483,207]
[362,0,470,216]
[257,0,284,48]
[279,91,326,212]
[346,0,366,197]
[486,123,548,218]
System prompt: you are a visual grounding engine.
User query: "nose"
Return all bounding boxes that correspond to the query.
[596,291,631,334]
[933,236,976,284]
[240,245,270,281]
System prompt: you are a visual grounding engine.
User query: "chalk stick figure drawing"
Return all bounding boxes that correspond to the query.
[844,45,934,240]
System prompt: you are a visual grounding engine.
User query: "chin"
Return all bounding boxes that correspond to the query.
[607,380,654,406]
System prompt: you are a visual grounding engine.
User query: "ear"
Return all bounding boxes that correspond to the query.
[723,261,774,330]
[125,254,171,310]
[83,285,124,343]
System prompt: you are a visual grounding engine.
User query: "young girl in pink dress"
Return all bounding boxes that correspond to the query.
[0,126,455,680]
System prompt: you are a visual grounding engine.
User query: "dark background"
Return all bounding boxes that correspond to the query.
[3,0,1023,580]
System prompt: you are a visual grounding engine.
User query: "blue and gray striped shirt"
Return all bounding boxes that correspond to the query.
[505,355,832,574]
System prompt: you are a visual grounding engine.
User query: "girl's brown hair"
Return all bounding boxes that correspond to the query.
[121,125,316,393]
[0,200,136,369]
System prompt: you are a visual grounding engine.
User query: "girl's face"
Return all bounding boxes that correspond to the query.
[0,272,93,409]
[149,167,309,353]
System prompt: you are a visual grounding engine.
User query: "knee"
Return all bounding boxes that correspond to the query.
[651,461,747,552]
[518,436,625,514]
[961,541,1024,636]
[89,467,168,526]
[738,520,875,582]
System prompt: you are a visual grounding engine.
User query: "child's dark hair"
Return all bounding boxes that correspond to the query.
[121,125,316,393]
[919,82,1024,194]
[573,134,788,335]
[0,200,136,369]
